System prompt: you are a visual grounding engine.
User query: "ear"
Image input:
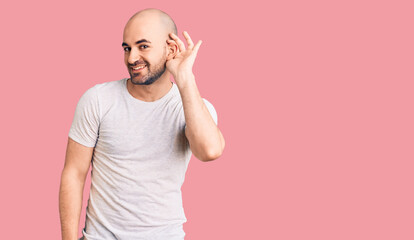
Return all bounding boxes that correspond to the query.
[166,39,178,61]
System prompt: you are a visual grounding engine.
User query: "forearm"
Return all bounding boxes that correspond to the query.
[176,73,224,160]
[59,168,85,240]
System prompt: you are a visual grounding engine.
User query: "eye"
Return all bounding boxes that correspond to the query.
[140,45,149,49]
[123,47,131,52]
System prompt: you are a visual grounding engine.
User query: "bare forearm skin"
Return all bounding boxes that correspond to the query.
[59,168,86,240]
[176,72,225,161]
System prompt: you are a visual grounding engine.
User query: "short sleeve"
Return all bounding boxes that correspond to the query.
[203,98,218,125]
[68,86,100,148]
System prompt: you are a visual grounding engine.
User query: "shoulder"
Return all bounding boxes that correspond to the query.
[79,78,123,95]
[80,78,126,107]
[93,78,126,95]
[202,98,218,124]
[202,98,215,107]
[75,78,126,114]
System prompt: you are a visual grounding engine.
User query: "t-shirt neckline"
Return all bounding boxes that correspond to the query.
[123,78,176,104]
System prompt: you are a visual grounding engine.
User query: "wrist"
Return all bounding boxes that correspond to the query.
[174,70,193,79]
[174,71,194,83]
[175,73,196,91]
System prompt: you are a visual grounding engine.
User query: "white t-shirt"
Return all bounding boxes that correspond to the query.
[69,78,218,240]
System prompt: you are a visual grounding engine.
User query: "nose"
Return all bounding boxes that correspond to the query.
[127,47,142,65]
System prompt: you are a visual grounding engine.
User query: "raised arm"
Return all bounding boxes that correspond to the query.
[59,137,94,240]
[166,31,225,161]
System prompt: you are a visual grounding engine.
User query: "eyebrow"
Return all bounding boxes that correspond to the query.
[122,39,152,47]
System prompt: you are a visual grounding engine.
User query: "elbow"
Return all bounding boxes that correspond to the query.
[194,131,226,162]
[200,151,222,162]
[199,145,224,162]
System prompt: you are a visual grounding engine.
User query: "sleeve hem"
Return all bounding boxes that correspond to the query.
[68,134,96,148]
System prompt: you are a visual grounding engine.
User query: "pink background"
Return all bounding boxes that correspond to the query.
[0,0,413,239]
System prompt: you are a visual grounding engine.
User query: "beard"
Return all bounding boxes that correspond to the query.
[129,53,167,86]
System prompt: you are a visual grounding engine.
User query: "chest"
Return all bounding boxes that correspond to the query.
[96,100,187,160]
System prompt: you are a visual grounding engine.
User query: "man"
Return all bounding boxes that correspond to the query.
[59,8,225,240]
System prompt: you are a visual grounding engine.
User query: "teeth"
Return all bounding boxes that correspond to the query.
[133,65,145,70]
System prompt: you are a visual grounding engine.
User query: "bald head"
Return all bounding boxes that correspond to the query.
[125,8,177,37]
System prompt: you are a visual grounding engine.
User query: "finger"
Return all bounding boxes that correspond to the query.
[169,33,186,52]
[192,40,202,55]
[166,39,176,47]
[183,31,194,49]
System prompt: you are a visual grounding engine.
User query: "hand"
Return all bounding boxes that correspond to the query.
[166,31,202,79]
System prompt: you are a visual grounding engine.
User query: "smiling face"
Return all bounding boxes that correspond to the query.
[123,37,167,86]
[122,10,174,85]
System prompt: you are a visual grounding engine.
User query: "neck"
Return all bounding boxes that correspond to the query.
[126,74,173,102]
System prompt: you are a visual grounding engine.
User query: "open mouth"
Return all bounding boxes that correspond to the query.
[131,65,146,72]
